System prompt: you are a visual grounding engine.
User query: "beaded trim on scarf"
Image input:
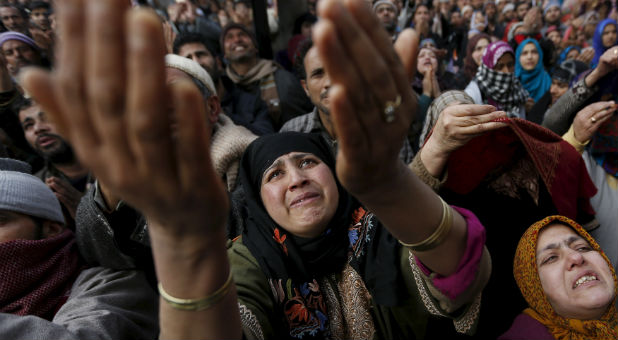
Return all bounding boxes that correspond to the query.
[408,251,481,335]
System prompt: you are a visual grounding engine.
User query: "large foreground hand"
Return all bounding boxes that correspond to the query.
[22,1,227,237]
[315,0,470,276]
[21,2,237,338]
[314,0,419,198]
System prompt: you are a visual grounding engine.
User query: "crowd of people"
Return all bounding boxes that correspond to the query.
[0,0,616,339]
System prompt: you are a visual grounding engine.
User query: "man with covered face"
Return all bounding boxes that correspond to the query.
[0,157,158,339]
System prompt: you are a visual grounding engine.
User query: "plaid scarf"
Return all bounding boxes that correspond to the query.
[475,63,528,118]
[514,215,617,340]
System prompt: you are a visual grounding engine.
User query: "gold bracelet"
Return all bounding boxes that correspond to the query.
[399,196,453,252]
[158,270,233,311]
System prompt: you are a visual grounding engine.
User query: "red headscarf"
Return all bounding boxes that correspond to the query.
[444,118,597,221]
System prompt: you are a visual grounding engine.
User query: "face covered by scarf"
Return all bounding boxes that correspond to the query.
[238,132,402,339]
[476,41,529,118]
[513,215,617,340]
[515,38,552,103]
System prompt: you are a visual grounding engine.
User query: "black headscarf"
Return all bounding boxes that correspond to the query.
[239,132,402,339]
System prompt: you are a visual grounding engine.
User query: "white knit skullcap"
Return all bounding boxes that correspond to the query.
[373,0,397,13]
[165,54,217,96]
[0,158,65,224]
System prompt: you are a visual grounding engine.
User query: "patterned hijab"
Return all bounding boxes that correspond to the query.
[476,41,529,118]
[513,215,617,340]
[592,19,618,68]
[419,90,475,146]
[239,132,402,339]
[516,39,552,103]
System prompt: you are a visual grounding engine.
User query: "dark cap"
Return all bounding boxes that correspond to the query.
[220,23,258,55]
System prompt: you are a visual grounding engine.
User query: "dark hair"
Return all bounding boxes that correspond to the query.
[515,1,529,10]
[28,1,51,12]
[173,32,220,57]
[11,96,34,119]
[292,12,317,35]
[293,38,313,80]
[0,3,28,18]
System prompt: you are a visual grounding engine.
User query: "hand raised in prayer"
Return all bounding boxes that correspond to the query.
[313,0,419,198]
[421,104,508,177]
[572,101,617,143]
[577,47,595,65]
[596,45,618,78]
[21,1,228,239]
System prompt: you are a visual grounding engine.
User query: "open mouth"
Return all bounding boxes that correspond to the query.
[573,273,599,289]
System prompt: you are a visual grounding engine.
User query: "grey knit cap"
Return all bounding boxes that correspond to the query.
[0,158,65,224]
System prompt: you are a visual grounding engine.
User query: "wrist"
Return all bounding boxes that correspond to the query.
[420,137,451,178]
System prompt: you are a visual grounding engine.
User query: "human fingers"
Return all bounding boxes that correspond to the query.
[169,80,218,193]
[313,21,367,152]
[126,9,176,186]
[444,104,497,118]
[50,0,100,159]
[445,109,507,134]
[317,0,404,119]
[589,102,617,123]
[21,69,67,136]
[344,0,416,100]
[85,0,133,166]
[394,29,420,81]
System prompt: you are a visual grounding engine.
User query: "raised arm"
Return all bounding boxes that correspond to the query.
[314,0,481,276]
[21,1,239,339]
[542,46,618,135]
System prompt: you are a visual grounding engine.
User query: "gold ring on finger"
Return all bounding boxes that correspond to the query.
[591,116,597,123]
[383,95,401,123]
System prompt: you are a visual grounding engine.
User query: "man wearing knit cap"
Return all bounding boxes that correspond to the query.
[543,0,562,29]
[75,55,257,274]
[0,31,43,77]
[0,157,158,339]
[220,23,313,129]
[173,32,274,135]
[373,0,399,40]
[501,3,516,23]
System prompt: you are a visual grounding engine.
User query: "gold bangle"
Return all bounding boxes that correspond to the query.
[399,196,453,252]
[158,270,233,311]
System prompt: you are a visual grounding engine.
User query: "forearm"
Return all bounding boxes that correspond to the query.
[354,162,467,276]
[419,137,450,178]
[542,78,596,135]
[149,225,241,340]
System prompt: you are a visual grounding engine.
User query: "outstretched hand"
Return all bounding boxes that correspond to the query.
[572,101,617,143]
[314,0,419,198]
[21,1,228,238]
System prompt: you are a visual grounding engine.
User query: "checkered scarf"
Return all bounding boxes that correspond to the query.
[475,63,528,118]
